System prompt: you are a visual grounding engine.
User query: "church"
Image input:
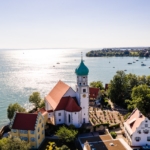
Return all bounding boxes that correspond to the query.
[44,59,98,128]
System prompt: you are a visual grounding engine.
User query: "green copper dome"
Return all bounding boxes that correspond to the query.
[75,60,89,76]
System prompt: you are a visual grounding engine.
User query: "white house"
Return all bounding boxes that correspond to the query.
[44,59,91,128]
[124,108,150,150]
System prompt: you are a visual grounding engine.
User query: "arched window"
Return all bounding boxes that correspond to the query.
[68,114,71,123]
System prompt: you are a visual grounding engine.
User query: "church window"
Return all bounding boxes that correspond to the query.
[68,114,71,123]
[38,135,40,139]
[80,83,81,85]
[84,113,85,115]
[83,89,86,92]
[83,83,85,85]
[75,112,76,114]
[59,119,61,122]
[145,124,148,127]
[58,113,61,116]
[147,137,150,141]
[83,77,85,78]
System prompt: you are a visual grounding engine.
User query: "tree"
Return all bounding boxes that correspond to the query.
[0,137,30,150]
[90,81,104,90]
[46,142,70,150]
[108,71,128,107]
[56,126,78,143]
[126,84,150,115]
[146,75,150,86]
[126,73,138,89]
[7,103,26,121]
[29,92,42,109]
[110,132,117,139]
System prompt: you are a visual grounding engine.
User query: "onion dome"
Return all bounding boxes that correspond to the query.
[75,60,89,76]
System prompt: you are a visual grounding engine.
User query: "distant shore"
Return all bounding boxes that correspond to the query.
[86,48,150,57]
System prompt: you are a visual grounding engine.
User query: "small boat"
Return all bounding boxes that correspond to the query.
[57,62,60,64]
[113,67,115,68]
[109,62,110,63]
[141,64,146,66]
[133,62,135,63]
[128,62,132,64]
[141,62,143,63]
[136,60,139,61]
[124,70,127,71]
[53,66,55,67]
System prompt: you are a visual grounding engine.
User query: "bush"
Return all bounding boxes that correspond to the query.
[109,123,120,130]
[110,131,117,139]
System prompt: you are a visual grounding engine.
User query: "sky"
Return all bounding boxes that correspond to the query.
[0,0,150,49]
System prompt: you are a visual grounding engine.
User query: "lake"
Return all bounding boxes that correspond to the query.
[0,49,149,128]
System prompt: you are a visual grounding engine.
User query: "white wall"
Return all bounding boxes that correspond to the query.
[48,112,54,118]
[63,88,76,97]
[44,99,53,111]
[65,111,72,125]
[55,110,65,124]
[129,118,150,146]
[80,93,89,124]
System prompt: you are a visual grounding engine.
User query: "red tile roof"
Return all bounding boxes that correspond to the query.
[65,97,81,112]
[55,96,81,112]
[33,107,47,115]
[45,80,70,109]
[89,87,99,99]
[12,113,38,130]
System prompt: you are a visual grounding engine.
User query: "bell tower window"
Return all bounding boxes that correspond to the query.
[83,89,86,92]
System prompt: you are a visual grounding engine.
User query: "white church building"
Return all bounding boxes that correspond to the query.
[44,59,92,128]
[124,108,150,150]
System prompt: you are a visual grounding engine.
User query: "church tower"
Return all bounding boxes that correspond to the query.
[75,56,89,124]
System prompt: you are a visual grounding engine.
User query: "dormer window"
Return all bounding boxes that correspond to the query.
[135,137,141,142]
[144,129,149,134]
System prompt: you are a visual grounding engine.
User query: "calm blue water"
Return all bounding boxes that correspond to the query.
[0,49,150,128]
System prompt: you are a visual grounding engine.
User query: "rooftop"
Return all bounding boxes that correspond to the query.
[12,113,38,130]
[75,60,89,76]
[124,108,145,135]
[78,133,132,150]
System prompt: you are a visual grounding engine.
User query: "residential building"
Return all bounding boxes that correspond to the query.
[124,108,150,150]
[78,132,132,150]
[11,112,45,149]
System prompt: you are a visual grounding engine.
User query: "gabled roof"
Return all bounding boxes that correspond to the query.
[89,87,99,99]
[45,80,70,110]
[12,113,38,130]
[124,108,146,135]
